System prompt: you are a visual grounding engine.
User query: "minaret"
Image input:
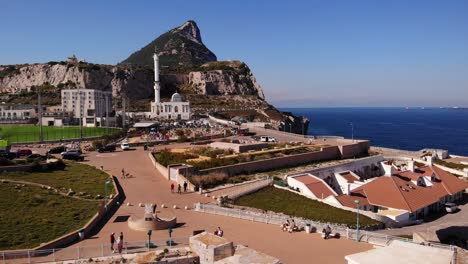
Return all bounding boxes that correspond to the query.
[153,48,160,104]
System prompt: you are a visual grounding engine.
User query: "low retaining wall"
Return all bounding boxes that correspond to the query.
[148,152,169,179]
[0,164,33,172]
[434,163,468,178]
[198,146,340,176]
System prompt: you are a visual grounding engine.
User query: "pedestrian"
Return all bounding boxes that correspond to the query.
[171,183,175,193]
[119,232,124,242]
[117,237,123,253]
[183,181,188,192]
[177,184,182,194]
[121,168,125,179]
[110,233,115,252]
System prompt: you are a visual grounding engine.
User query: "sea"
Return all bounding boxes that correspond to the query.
[281,108,468,156]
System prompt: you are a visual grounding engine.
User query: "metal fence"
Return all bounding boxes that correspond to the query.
[195,203,456,251]
[0,237,190,264]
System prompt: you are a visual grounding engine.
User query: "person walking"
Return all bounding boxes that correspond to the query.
[171,183,175,193]
[121,168,125,179]
[177,184,182,194]
[110,233,115,252]
[117,237,123,254]
[119,232,124,242]
[183,181,188,192]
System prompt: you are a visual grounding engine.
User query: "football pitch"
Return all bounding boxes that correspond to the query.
[0,125,120,143]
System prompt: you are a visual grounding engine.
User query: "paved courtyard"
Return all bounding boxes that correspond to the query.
[63,147,374,263]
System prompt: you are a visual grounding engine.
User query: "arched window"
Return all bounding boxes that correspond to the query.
[174,106,179,113]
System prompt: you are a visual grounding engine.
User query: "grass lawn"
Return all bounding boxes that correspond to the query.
[0,125,120,143]
[0,183,99,250]
[0,162,115,197]
[234,187,380,228]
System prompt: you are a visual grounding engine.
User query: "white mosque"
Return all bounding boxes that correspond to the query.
[150,49,191,120]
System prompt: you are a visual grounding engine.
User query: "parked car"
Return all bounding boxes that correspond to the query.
[27,154,47,161]
[260,136,277,142]
[60,149,82,156]
[120,142,130,151]
[444,203,459,213]
[61,152,84,161]
[47,145,67,154]
[0,152,17,160]
[17,149,33,156]
[98,144,116,153]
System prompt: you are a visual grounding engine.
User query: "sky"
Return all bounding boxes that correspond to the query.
[1,0,468,107]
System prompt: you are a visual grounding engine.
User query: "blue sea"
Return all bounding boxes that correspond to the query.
[281,108,468,156]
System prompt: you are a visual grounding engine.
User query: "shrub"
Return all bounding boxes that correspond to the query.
[0,157,14,166]
[153,150,197,167]
[190,172,228,189]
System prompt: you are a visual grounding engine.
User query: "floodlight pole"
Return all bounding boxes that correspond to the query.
[355,199,360,242]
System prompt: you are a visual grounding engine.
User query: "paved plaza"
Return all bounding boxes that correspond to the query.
[62,147,374,263]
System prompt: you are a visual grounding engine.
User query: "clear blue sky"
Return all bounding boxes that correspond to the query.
[2,0,468,107]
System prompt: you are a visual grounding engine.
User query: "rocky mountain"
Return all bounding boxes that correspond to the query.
[121,20,217,68]
[0,20,308,133]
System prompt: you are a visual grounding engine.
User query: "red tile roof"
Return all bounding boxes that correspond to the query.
[294,175,337,199]
[340,172,359,183]
[338,166,467,212]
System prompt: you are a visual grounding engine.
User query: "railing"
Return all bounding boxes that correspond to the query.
[0,237,189,264]
[195,203,457,252]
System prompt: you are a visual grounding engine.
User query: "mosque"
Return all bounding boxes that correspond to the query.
[150,49,191,120]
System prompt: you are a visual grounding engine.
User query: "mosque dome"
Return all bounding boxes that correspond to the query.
[171,93,183,102]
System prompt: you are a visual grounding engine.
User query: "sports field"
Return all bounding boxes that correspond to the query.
[0,125,120,143]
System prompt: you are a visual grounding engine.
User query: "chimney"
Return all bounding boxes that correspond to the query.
[408,160,415,172]
[426,155,434,166]
[381,161,394,176]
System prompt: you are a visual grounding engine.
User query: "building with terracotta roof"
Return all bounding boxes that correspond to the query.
[287,174,338,200]
[333,163,467,223]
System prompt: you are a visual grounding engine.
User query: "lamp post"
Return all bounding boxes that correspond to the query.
[350,122,354,142]
[289,123,292,133]
[104,179,112,210]
[355,199,360,242]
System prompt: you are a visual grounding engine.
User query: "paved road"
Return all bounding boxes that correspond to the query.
[63,147,373,264]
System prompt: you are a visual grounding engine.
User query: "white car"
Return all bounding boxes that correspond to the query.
[120,142,130,151]
[444,203,458,213]
[260,136,277,142]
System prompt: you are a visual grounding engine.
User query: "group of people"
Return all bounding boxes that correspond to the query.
[110,232,124,253]
[171,181,188,194]
[281,219,298,233]
[214,226,224,237]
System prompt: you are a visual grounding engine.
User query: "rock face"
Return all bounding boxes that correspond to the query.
[121,20,216,68]
[0,62,264,101]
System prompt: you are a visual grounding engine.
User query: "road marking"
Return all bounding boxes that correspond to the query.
[96,153,118,158]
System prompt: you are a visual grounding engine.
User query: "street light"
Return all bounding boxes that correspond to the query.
[289,123,292,133]
[350,123,354,142]
[355,199,360,242]
[104,179,112,210]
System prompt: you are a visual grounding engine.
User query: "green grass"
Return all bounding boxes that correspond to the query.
[0,183,99,250]
[434,159,468,170]
[0,162,115,197]
[0,125,120,143]
[234,187,381,228]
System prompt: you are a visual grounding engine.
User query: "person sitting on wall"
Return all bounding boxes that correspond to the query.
[288,219,297,233]
[282,220,290,232]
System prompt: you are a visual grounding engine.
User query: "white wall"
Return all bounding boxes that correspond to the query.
[287,176,319,200]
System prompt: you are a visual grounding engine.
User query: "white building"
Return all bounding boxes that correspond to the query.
[61,89,112,127]
[150,49,191,120]
[287,173,338,200]
[0,104,36,121]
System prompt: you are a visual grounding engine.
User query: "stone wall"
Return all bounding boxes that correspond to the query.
[198,146,341,176]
